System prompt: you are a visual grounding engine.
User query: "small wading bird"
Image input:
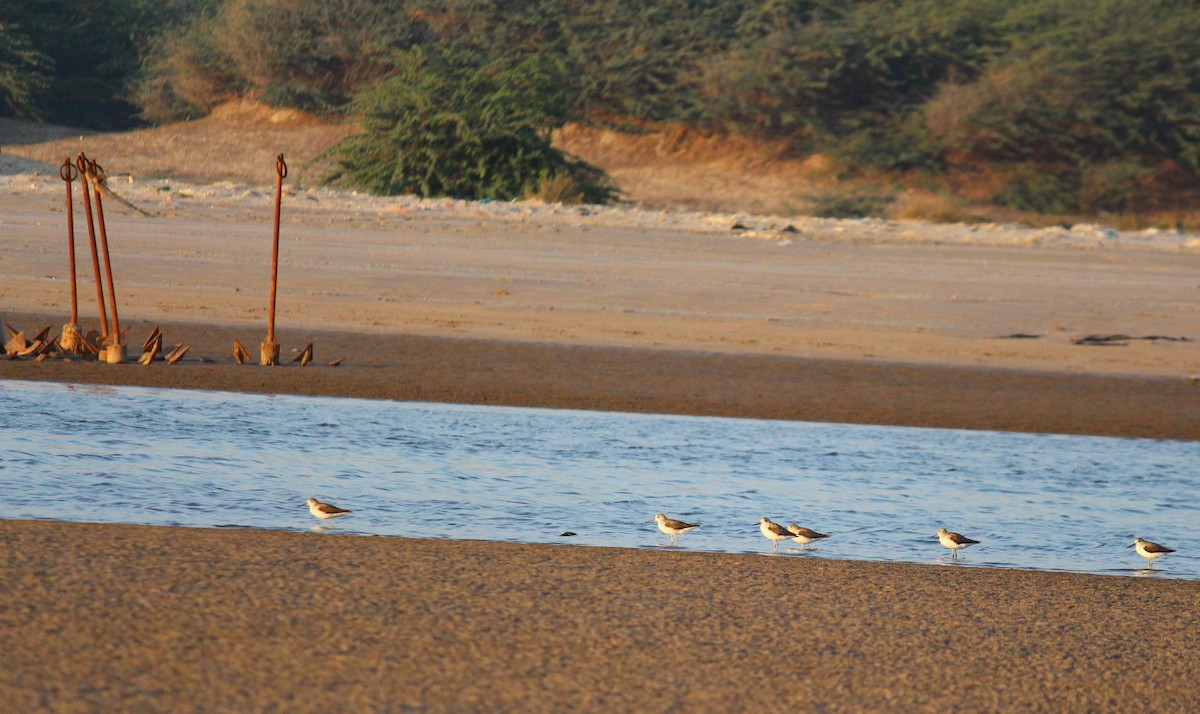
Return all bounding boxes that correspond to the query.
[306,497,352,523]
[759,517,793,552]
[787,524,829,549]
[936,527,979,558]
[653,513,699,546]
[1129,537,1175,568]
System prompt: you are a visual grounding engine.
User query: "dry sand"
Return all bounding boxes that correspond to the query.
[3,119,1200,710]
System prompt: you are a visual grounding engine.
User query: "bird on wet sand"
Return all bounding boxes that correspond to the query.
[1129,537,1175,568]
[787,524,829,549]
[306,497,352,522]
[759,517,792,553]
[936,527,979,558]
[653,513,699,546]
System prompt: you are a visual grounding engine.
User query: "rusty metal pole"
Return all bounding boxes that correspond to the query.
[59,158,83,353]
[76,153,109,345]
[261,153,287,366]
[90,159,125,363]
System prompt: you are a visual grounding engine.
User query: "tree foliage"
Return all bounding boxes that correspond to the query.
[331,48,617,202]
[5,0,1200,211]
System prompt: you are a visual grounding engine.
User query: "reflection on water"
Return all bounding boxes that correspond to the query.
[1,380,1197,579]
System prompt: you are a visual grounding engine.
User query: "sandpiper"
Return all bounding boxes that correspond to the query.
[1129,537,1175,568]
[306,497,352,522]
[653,513,699,546]
[759,517,792,552]
[936,527,979,558]
[787,524,829,549]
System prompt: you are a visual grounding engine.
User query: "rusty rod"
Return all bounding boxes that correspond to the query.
[267,153,287,344]
[90,160,121,344]
[76,153,109,339]
[60,158,79,325]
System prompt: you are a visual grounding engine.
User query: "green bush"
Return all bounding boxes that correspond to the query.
[330,49,618,203]
[0,23,50,119]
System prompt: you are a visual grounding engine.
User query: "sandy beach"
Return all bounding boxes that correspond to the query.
[3,132,1200,710]
[3,519,1199,712]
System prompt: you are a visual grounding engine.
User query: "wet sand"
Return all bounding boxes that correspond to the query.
[2,309,1199,440]
[2,519,1198,712]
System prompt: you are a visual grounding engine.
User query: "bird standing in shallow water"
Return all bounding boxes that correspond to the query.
[759,517,792,552]
[307,497,352,523]
[787,524,829,549]
[936,527,979,558]
[653,513,699,546]
[1129,537,1174,568]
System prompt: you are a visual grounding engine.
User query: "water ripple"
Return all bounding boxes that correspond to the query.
[1,379,1198,578]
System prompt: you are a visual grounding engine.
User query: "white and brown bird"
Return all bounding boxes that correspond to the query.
[759,517,792,552]
[1129,537,1175,568]
[787,524,829,548]
[306,497,352,522]
[936,527,979,558]
[653,513,699,546]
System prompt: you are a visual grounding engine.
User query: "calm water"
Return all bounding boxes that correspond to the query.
[1,379,1197,579]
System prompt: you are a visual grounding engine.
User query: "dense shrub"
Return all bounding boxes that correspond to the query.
[330,49,617,203]
[0,23,50,119]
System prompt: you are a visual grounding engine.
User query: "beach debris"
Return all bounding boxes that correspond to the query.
[4,324,27,357]
[164,343,190,364]
[232,339,250,364]
[995,333,1042,339]
[4,324,55,358]
[261,153,287,366]
[141,326,162,354]
[328,358,344,367]
[1072,334,1192,346]
[139,328,163,365]
[560,531,577,537]
[293,342,313,367]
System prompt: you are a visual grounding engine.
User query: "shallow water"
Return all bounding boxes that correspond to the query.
[1,379,1197,579]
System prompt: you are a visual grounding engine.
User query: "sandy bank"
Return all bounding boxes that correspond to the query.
[1,519,1197,712]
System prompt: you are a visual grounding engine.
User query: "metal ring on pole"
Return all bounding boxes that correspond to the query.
[276,154,288,180]
[60,158,78,183]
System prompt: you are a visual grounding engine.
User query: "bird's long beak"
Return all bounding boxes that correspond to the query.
[1126,542,1136,548]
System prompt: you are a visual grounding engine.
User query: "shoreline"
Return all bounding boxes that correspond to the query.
[2,518,1198,711]
[3,311,1199,441]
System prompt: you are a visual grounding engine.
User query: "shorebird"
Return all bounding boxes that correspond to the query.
[787,524,829,549]
[759,517,792,553]
[306,497,352,522]
[1129,537,1175,568]
[936,527,979,558]
[653,513,699,546]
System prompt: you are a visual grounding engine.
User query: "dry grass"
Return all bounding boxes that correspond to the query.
[886,191,987,224]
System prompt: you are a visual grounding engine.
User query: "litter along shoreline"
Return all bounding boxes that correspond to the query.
[2,518,1197,711]
[2,311,1198,441]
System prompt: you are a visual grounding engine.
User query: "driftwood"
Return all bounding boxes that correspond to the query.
[232,339,250,364]
[293,342,313,367]
[139,333,162,365]
[141,327,162,354]
[165,344,190,365]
